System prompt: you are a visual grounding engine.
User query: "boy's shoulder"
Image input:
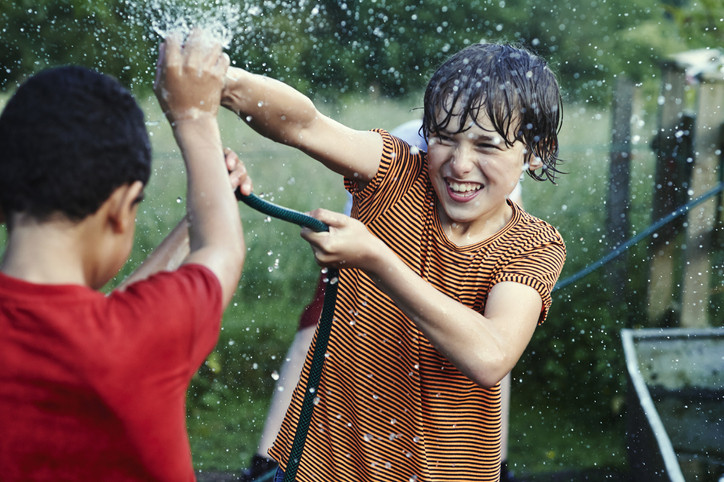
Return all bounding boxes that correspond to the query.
[507,204,566,253]
[117,263,222,300]
[516,204,561,234]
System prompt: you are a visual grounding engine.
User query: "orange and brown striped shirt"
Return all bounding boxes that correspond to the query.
[269,130,566,481]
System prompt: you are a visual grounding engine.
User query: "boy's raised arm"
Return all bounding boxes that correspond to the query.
[153,31,245,306]
[221,67,382,184]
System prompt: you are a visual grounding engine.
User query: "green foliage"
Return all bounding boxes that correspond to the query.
[663,0,724,48]
[2,0,721,104]
[0,1,154,90]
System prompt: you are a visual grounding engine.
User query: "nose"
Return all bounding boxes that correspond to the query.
[450,144,475,176]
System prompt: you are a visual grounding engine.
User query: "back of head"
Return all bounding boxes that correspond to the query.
[0,66,151,224]
[422,43,563,182]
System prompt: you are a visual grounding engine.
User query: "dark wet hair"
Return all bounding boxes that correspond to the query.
[0,66,151,224]
[422,43,563,183]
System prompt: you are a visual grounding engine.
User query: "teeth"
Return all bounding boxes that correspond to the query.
[448,181,481,193]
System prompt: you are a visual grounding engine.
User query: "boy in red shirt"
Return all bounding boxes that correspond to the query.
[0,31,250,481]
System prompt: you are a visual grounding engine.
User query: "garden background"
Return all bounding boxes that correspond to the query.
[1,0,721,478]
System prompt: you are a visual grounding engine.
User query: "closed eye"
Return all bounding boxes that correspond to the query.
[433,133,453,144]
[476,142,502,151]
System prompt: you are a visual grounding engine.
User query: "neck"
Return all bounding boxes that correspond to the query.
[1,216,97,287]
[440,201,513,246]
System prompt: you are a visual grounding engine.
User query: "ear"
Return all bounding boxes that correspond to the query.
[527,153,543,171]
[107,181,144,234]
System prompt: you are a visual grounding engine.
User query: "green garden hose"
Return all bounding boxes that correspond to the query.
[236,191,338,481]
[238,191,328,233]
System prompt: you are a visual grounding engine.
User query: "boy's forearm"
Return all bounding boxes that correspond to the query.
[222,67,318,147]
[222,67,383,181]
[364,242,529,388]
[173,117,245,303]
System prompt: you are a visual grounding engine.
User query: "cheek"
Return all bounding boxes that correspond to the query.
[119,222,137,267]
[425,153,443,175]
[426,145,453,168]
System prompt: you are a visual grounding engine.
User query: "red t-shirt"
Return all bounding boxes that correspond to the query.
[0,264,223,481]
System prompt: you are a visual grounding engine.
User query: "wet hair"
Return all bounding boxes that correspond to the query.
[0,66,151,224]
[422,43,563,183]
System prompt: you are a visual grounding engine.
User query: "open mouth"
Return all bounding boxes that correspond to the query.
[446,179,482,200]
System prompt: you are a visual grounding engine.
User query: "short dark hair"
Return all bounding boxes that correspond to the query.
[422,43,563,183]
[0,66,152,223]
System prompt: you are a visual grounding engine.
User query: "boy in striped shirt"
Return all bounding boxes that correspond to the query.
[223,42,566,481]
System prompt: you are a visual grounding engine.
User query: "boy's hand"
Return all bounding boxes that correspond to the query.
[154,29,230,124]
[300,209,383,270]
[224,148,253,197]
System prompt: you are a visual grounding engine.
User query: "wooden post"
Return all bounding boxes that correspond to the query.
[647,63,688,326]
[606,76,633,306]
[680,71,724,328]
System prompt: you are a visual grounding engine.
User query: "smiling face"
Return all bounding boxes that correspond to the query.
[426,109,538,245]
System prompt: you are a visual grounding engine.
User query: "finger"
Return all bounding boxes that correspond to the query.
[300,226,329,248]
[224,149,253,195]
[214,52,231,78]
[163,32,182,68]
[238,175,253,197]
[153,41,167,92]
[309,208,347,228]
[300,226,317,244]
[228,162,247,189]
[224,147,239,171]
[185,29,222,68]
[183,29,206,67]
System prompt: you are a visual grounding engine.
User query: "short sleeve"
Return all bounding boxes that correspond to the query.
[107,264,223,374]
[495,235,565,324]
[344,129,425,224]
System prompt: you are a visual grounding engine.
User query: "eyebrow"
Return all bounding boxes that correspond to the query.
[437,128,504,144]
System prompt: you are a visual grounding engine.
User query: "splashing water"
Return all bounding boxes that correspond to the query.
[121,0,328,53]
[122,0,244,48]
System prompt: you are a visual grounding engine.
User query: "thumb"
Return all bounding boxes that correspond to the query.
[308,208,347,228]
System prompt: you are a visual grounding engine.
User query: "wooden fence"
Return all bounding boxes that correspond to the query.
[606,48,724,328]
